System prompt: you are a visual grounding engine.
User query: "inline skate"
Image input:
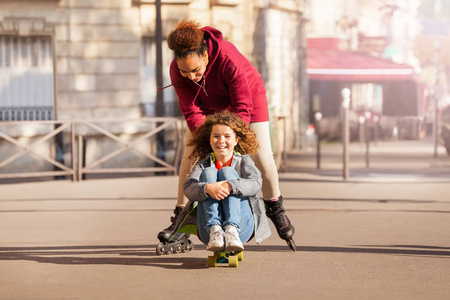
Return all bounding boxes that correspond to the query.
[156,206,193,255]
[264,196,296,251]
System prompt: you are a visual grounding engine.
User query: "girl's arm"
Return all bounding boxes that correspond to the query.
[183,162,210,202]
[227,155,262,197]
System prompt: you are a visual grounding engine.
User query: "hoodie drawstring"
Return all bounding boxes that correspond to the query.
[158,79,207,97]
[158,84,173,91]
[194,78,208,97]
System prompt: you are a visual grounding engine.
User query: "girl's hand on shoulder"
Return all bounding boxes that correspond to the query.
[205,181,230,200]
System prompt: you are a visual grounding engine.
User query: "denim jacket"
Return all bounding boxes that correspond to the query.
[177,153,271,244]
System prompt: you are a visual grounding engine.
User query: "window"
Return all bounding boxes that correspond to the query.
[0,35,54,121]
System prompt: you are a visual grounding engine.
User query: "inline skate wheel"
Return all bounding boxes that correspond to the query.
[156,243,164,256]
[187,240,194,251]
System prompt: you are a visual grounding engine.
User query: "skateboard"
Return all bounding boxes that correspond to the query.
[207,250,243,268]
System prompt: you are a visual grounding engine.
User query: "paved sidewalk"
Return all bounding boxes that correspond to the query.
[283,138,450,180]
[1,172,450,299]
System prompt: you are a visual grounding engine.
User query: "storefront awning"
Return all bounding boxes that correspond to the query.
[307,49,416,82]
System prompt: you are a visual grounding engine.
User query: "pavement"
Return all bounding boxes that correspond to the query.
[0,139,449,299]
[282,137,450,181]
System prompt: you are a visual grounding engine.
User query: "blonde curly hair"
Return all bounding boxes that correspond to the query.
[188,111,260,162]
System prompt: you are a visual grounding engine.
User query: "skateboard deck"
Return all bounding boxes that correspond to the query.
[207,250,243,268]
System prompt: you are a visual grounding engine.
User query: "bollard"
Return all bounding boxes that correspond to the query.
[359,116,365,145]
[433,39,441,157]
[364,111,371,168]
[373,114,380,146]
[314,112,322,169]
[341,88,351,180]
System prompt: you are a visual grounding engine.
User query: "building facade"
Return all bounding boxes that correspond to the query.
[0,0,308,176]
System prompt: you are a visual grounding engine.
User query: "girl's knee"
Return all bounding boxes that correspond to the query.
[200,167,218,183]
[218,167,239,180]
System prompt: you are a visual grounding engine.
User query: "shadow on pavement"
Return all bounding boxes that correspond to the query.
[1,244,449,269]
[0,197,177,202]
[295,245,450,258]
[0,245,206,270]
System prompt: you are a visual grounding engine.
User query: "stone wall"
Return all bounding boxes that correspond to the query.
[252,0,308,149]
[55,0,142,120]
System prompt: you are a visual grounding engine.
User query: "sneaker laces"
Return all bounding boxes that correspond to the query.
[225,226,239,241]
[210,227,224,241]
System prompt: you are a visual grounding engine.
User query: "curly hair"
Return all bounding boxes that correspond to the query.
[167,20,208,58]
[187,112,260,163]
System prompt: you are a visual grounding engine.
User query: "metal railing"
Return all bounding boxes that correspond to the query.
[75,117,183,181]
[0,118,184,182]
[0,116,286,182]
[0,120,76,180]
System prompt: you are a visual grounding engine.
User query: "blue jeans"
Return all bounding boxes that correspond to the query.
[197,167,255,245]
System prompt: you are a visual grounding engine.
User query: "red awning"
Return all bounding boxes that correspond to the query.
[307,49,416,82]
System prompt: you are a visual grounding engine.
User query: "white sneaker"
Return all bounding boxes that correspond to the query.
[224,225,244,251]
[206,225,225,251]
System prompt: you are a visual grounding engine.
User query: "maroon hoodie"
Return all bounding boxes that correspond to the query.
[169,26,269,132]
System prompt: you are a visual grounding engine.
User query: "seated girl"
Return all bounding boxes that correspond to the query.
[183,111,271,251]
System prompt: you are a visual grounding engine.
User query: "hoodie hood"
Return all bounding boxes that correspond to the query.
[201,26,223,80]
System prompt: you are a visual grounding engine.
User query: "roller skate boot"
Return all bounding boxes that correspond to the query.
[157,206,189,243]
[264,196,296,251]
[156,206,193,255]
